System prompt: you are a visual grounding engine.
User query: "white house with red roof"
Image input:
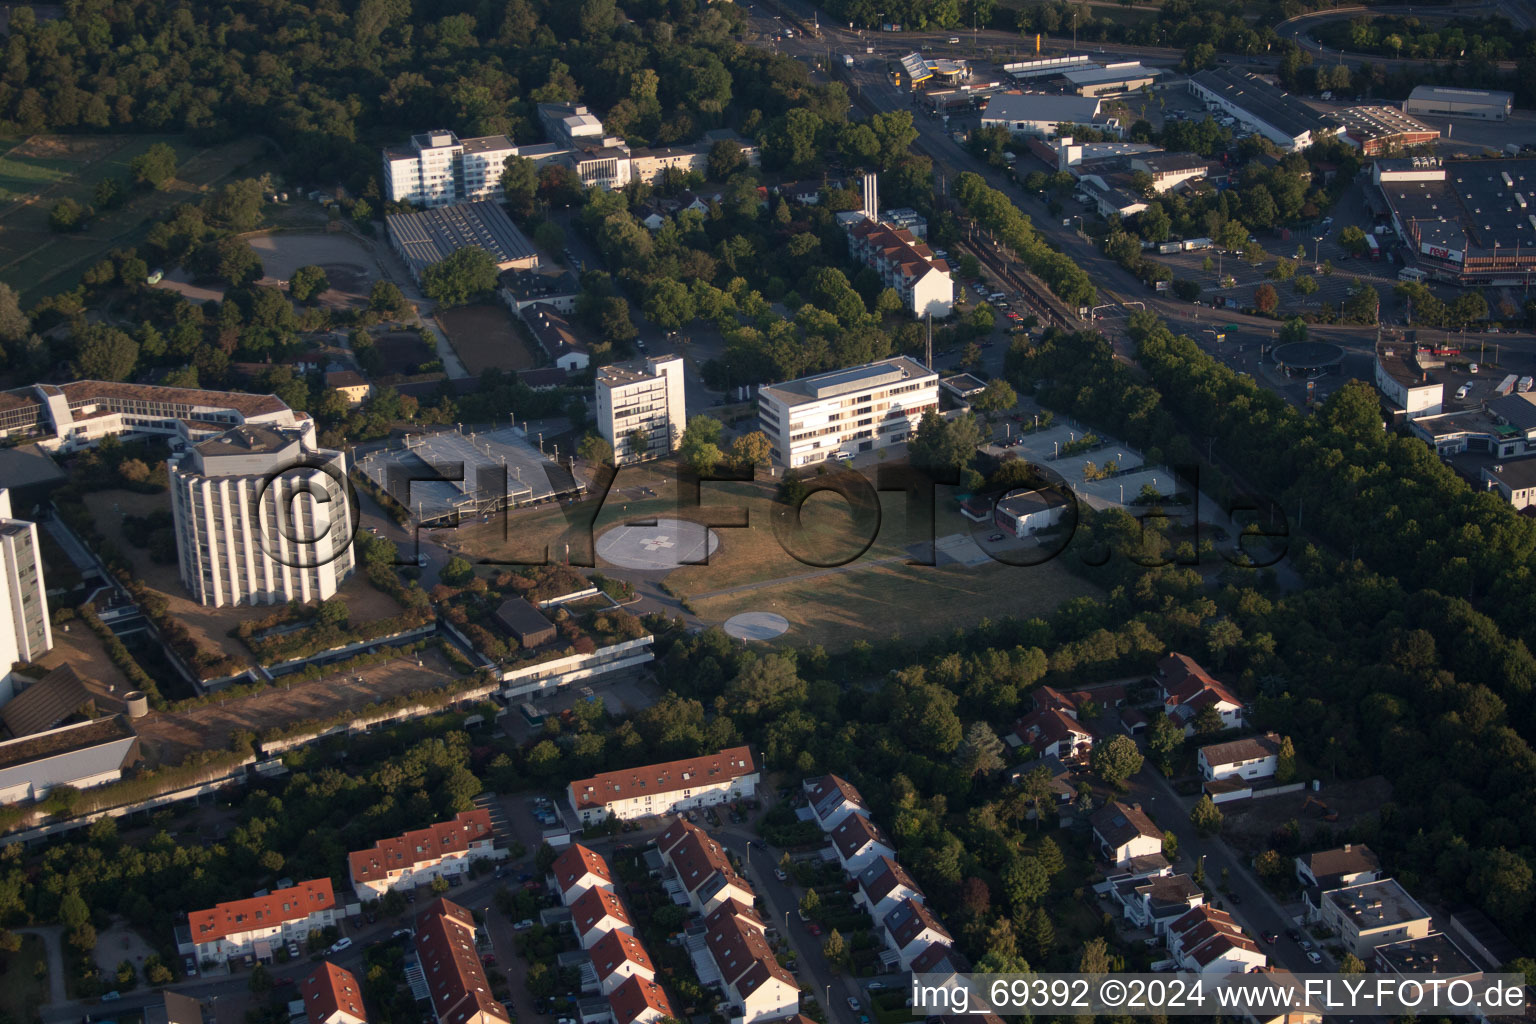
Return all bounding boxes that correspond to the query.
[347,810,502,899]
[1009,707,1094,761]
[846,219,954,317]
[1167,906,1266,974]
[830,814,896,876]
[658,817,756,915]
[854,856,924,924]
[704,903,800,1024]
[590,929,656,995]
[567,747,758,825]
[609,976,675,1024]
[414,897,513,1024]
[1090,801,1164,870]
[802,774,870,832]
[882,898,953,970]
[551,844,615,905]
[301,962,368,1024]
[1157,653,1245,736]
[571,884,633,948]
[183,879,338,965]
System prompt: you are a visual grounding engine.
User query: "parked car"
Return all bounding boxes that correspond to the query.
[847,998,862,1012]
[392,928,414,939]
[329,937,353,953]
[1456,384,1471,400]
[183,956,198,977]
[101,992,121,1002]
[868,983,886,990]
[1306,951,1323,965]
[775,869,788,881]
[807,923,822,936]
[1299,939,1314,951]
[1285,928,1302,943]
[987,533,1006,542]
[513,919,535,930]
[1262,932,1278,944]
[1470,363,1480,374]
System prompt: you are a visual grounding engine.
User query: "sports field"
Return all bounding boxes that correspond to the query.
[0,133,270,300]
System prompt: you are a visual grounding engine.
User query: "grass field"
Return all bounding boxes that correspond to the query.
[0,133,269,301]
[0,933,49,1024]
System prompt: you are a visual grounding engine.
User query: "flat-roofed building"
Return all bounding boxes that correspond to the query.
[387,201,540,283]
[0,488,50,695]
[1374,932,1483,981]
[1318,878,1433,958]
[981,92,1112,138]
[348,810,501,899]
[382,130,519,208]
[1480,457,1536,510]
[993,489,1070,539]
[1375,340,1442,419]
[1335,106,1440,157]
[1375,156,1536,286]
[0,714,139,805]
[1188,68,1340,151]
[185,880,338,966]
[757,357,938,467]
[596,356,686,465]
[1062,62,1161,97]
[568,747,759,825]
[1128,153,1213,193]
[168,423,354,607]
[1404,86,1513,121]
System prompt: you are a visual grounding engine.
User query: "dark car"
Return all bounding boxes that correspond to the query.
[987,533,1006,542]
[1285,928,1302,942]
[1228,891,1241,904]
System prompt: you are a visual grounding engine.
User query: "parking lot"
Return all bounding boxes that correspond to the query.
[982,421,1176,513]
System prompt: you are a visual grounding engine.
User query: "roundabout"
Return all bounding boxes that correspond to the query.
[1272,340,1345,376]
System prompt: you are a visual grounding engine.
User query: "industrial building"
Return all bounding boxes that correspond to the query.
[0,713,140,805]
[1403,85,1513,121]
[757,357,938,468]
[169,423,355,608]
[1003,55,1094,81]
[1375,156,1536,286]
[385,201,540,283]
[595,355,686,465]
[1187,68,1340,151]
[0,488,50,695]
[1334,105,1440,157]
[980,92,1111,138]
[1061,62,1161,97]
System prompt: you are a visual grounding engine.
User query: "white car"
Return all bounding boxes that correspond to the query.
[1306,951,1323,965]
[1469,363,1479,374]
[1456,384,1471,400]
[329,937,353,953]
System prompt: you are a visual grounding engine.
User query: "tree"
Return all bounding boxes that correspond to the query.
[93,177,126,210]
[731,431,772,470]
[249,963,273,995]
[72,325,139,381]
[1026,907,1055,963]
[422,247,499,306]
[1276,735,1297,784]
[1339,225,1368,256]
[822,928,847,968]
[957,720,1006,777]
[1191,703,1225,735]
[1190,795,1224,836]
[1293,273,1319,296]
[1163,830,1179,861]
[1147,711,1183,774]
[1003,856,1049,908]
[1254,283,1279,316]
[1035,836,1064,876]
[1078,936,1111,975]
[1339,953,1367,974]
[908,410,983,475]
[578,433,614,466]
[1172,278,1200,302]
[625,427,651,461]
[1091,734,1144,788]
[500,157,539,220]
[971,378,1018,416]
[130,142,178,188]
[289,265,329,303]
[728,654,805,716]
[49,198,92,232]
[0,283,26,344]
[441,556,474,586]
[1137,204,1170,243]
[369,280,409,319]
[708,139,746,180]
[1279,316,1308,344]
[644,278,694,330]
[1254,848,1289,884]
[680,415,724,475]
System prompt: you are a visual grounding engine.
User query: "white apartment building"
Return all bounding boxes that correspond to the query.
[757,357,938,468]
[183,879,338,965]
[169,423,355,608]
[383,130,517,208]
[845,219,953,317]
[0,488,51,696]
[595,356,686,465]
[347,811,502,900]
[567,746,758,825]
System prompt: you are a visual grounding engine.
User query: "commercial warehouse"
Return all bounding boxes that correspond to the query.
[385,201,541,282]
[1375,156,1536,286]
[1403,86,1513,121]
[980,92,1113,138]
[1335,105,1440,157]
[1061,62,1161,98]
[1187,68,1340,151]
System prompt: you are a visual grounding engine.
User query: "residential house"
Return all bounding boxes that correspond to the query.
[499,267,581,316]
[909,942,968,977]
[703,903,800,1024]
[992,490,1070,540]
[1004,755,1076,821]
[1316,879,1432,958]
[415,898,513,1024]
[1198,733,1282,783]
[325,370,371,407]
[301,962,368,1024]
[1157,653,1245,736]
[567,747,759,825]
[1373,933,1483,982]
[348,810,500,900]
[1167,906,1266,975]
[147,992,206,1024]
[551,844,615,905]
[830,813,897,876]
[854,856,924,924]
[882,898,953,970]
[184,880,339,966]
[845,219,954,317]
[1294,845,1381,892]
[1009,707,1093,761]
[571,884,633,949]
[520,303,591,372]
[1112,874,1204,936]
[609,976,675,1024]
[590,929,656,996]
[657,818,756,915]
[1237,969,1324,1024]
[803,774,871,832]
[1091,801,1163,870]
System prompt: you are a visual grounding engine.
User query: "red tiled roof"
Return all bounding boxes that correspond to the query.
[349,811,494,885]
[303,961,367,1024]
[571,884,631,936]
[857,856,923,906]
[188,879,335,943]
[831,813,892,861]
[569,747,756,811]
[590,929,655,983]
[552,844,613,893]
[910,941,966,974]
[1013,707,1090,749]
[1158,653,1242,709]
[414,898,512,1024]
[806,774,867,817]
[663,820,748,895]
[609,976,675,1024]
[884,897,952,949]
[706,905,797,989]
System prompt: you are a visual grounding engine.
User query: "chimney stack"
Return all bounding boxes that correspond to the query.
[863,172,878,223]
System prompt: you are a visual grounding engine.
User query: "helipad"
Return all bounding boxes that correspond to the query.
[595,518,720,571]
[724,612,790,641]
